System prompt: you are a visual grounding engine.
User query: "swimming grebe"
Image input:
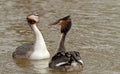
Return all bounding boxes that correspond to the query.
[49,15,83,71]
[12,14,50,60]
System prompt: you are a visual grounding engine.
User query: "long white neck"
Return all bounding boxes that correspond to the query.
[29,24,50,60]
[31,24,47,51]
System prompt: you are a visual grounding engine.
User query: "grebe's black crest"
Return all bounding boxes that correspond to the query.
[59,15,70,20]
[59,15,71,34]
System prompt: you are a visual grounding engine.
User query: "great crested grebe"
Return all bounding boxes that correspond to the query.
[12,14,50,60]
[49,15,83,71]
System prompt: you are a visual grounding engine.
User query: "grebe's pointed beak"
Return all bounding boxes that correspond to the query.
[49,20,60,25]
[49,15,70,26]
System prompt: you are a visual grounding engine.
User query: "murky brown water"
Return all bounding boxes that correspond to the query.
[0,0,120,74]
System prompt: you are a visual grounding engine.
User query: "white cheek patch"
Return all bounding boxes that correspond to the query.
[55,62,68,67]
[79,60,84,64]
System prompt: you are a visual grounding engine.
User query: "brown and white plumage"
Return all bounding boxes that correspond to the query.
[49,15,83,71]
[12,14,50,60]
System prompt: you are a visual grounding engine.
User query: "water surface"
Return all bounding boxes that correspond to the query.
[0,0,120,74]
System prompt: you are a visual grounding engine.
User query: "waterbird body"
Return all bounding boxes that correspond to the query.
[12,14,50,60]
[49,15,83,71]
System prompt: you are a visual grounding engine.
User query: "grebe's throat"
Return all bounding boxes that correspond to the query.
[31,24,47,51]
[29,24,50,59]
[58,33,66,52]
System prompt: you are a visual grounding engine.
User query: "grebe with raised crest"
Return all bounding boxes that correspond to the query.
[49,15,83,71]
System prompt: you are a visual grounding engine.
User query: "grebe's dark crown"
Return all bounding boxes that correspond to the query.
[59,15,70,20]
[49,15,72,33]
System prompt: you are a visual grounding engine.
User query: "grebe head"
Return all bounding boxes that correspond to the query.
[50,15,72,34]
[27,14,41,24]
